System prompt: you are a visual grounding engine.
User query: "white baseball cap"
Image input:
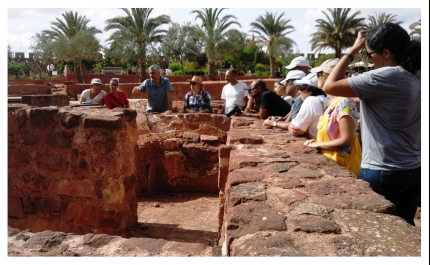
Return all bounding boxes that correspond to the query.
[280,70,306,85]
[293,73,318,87]
[91,78,102,85]
[285,56,312,70]
[310,58,340,74]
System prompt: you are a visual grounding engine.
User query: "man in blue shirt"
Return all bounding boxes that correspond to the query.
[132,64,173,114]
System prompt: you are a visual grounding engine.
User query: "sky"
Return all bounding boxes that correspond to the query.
[6,5,423,58]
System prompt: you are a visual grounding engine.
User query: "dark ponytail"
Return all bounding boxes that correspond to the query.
[366,23,420,75]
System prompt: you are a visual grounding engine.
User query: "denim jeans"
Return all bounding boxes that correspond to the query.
[360,167,421,226]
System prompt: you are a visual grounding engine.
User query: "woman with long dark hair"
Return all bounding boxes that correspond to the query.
[323,23,421,225]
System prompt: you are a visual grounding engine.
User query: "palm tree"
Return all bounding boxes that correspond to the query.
[42,11,101,39]
[365,12,402,30]
[190,8,241,80]
[250,11,295,78]
[310,8,365,58]
[42,10,102,83]
[104,8,171,82]
[409,19,421,41]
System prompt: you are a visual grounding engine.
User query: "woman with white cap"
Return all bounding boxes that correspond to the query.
[183,76,213,113]
[79,78,106,105]
[287,73,329,139]
[303,58,361,177]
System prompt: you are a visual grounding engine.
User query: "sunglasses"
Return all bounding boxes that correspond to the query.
[190,82,198,86]
[299,85,311,91]
[317,72,327,78]
[364,50,377,58]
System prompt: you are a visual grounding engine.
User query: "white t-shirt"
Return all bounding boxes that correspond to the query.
[221,82,249,114]
[291,95,329,139]
[80,88,106,104]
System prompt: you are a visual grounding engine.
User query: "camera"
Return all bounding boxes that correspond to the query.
[226,105,242,118]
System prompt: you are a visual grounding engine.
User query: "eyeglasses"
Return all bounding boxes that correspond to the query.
[365,50,377,58]
[250,87,258,91]
[299,85,310,91]
[190,82,199,86]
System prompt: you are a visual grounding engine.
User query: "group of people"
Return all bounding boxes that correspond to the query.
[228,23,421,226]
[78,23,420,226]
[79,77,129,109]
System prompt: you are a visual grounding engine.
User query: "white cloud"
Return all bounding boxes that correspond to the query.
[7,7,422,57]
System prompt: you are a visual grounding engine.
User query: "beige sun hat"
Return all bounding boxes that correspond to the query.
[310,58,340,74]
[189,76,203,84]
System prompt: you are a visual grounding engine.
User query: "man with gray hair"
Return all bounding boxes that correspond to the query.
[132,64,173,114]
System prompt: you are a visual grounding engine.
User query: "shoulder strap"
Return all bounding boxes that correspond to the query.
[327,97,344,115]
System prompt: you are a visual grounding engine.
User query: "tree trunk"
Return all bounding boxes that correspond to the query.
[180,56,185,81]
[208,61,217,81]
[269,56,276,78]
[138,58,147,83]
[79,60,84,84]
[74,60,84,84]
[335,48,342,59]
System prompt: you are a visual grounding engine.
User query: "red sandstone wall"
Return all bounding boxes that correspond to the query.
[134,113,231,194]
[8,104,139,236]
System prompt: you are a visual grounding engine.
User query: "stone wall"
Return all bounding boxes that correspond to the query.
[134,113,231,194]
[217,116,421,256]
[8,104,139,236]
[7,98,419,256]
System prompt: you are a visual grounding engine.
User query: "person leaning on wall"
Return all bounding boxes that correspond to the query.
[183,76,213,113]
[302,58,362,177]
[132,64,173,114]
[104,78,129,109]
[79,78,106,105]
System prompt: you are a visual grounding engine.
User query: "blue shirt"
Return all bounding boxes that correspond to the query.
[138,77,173,112]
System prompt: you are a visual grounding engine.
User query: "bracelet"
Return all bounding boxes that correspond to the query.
[345,53,354,62]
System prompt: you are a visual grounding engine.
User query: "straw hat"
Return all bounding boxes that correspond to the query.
[190,76,203,84]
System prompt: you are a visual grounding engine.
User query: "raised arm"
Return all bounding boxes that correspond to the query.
[323,31,368,97]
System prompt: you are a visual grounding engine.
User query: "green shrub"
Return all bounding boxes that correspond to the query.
[169,61,181,72]
[261,71,270,77]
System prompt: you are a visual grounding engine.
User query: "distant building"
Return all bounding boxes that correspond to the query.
[8,52,34,63]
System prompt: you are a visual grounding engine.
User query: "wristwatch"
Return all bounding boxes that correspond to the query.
[272,121,277,127]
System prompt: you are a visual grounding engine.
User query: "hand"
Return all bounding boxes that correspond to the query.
[303,139,318,148]
[351,30,368,53]
[164,110,173,115]
[263,119,273,128]
[288,124,303,136]
[132,87,140,96]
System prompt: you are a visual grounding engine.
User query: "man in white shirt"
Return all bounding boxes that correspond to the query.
[47,62,55,83]
[221,69,249,115]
